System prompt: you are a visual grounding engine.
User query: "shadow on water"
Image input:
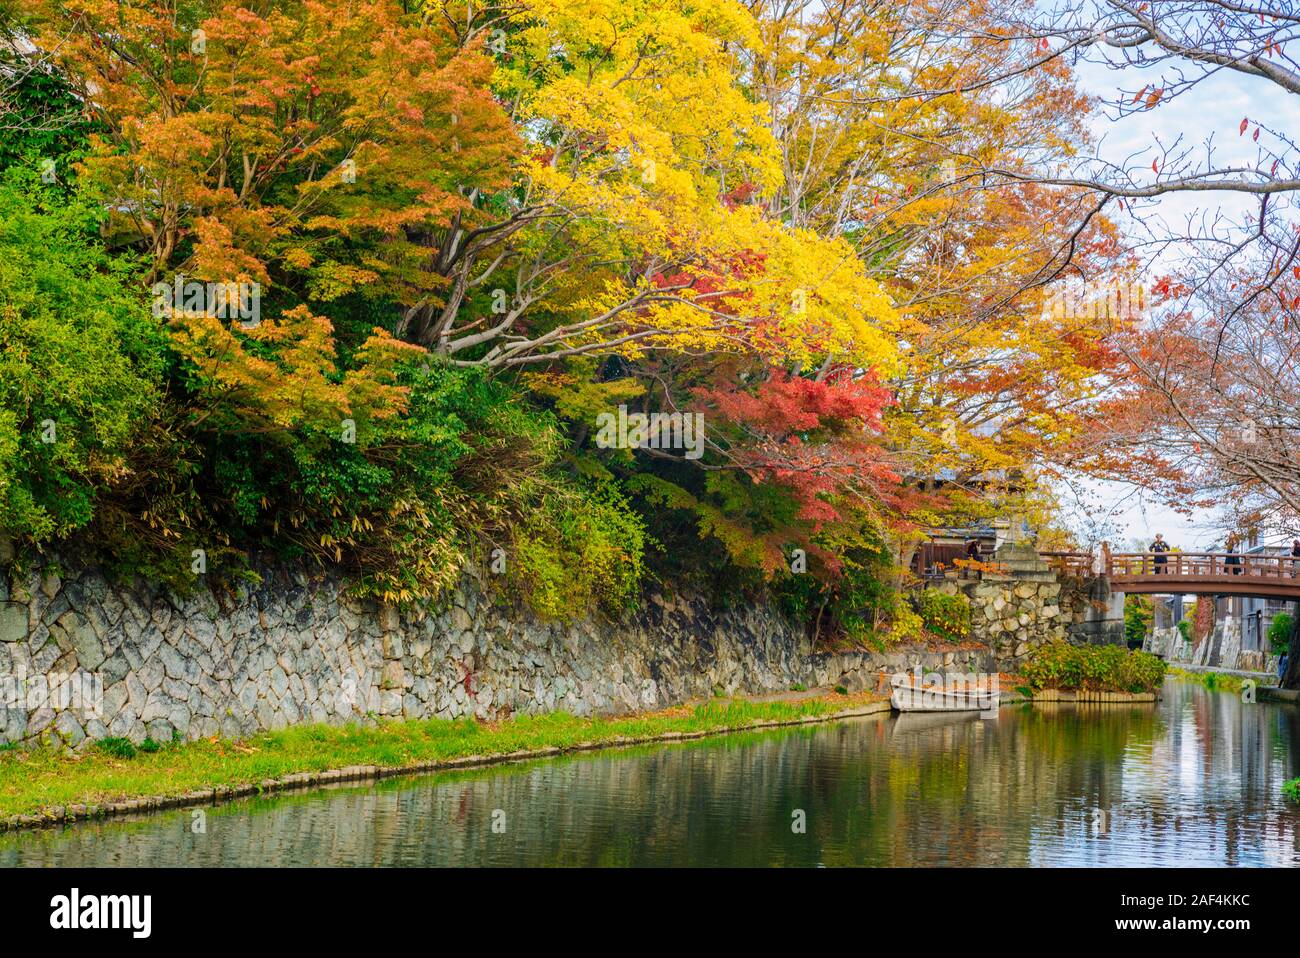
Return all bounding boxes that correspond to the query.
[1,680,1297,866]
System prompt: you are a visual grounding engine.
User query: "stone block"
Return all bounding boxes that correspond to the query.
[0,602,27,644]
[380,660,404,690]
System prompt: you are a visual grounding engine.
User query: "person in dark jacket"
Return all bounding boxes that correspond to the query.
[1290,540,1300,577]
[1223,539,1242,575]
[1150,534,1170,573]
[960,537,980,578]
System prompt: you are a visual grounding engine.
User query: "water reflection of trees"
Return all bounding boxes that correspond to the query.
[0,684,1296,866]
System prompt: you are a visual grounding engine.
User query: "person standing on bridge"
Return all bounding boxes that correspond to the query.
[1223,538,1242,576]
[1092,540,1112,576]
[1290,540,1300,577]
[1150,534,1170,574]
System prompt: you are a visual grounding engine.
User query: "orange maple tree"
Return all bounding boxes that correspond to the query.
[25,0,518,302]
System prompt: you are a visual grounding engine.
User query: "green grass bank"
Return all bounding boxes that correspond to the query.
[0,691,887,826]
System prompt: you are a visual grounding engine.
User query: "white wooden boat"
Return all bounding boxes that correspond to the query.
[889,677,1000,712]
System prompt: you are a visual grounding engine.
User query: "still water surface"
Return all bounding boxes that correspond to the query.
[2,679,1297,866]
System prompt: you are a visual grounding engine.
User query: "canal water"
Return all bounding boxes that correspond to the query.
[2,679,1297,866]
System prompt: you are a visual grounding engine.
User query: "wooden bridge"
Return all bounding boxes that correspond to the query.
[1041,551,1300,599]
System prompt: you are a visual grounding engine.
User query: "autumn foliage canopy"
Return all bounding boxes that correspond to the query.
[0,0,1132,640]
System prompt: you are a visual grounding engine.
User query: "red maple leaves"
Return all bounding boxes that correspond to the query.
[697,371,899,526]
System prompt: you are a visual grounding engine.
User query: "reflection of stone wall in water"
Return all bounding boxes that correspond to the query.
[0,556,1001,749]
[4,696,1242,868]
[0,721,1081,867]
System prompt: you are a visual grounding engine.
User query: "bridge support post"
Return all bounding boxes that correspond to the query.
[1067,575,1126,647]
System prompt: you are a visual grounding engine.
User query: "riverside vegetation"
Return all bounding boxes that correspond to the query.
[0,691,884,821]
[2,1,1296,809]
[1,0,1136,648]
[0,641,1168,821]
[1019,644,1167,695]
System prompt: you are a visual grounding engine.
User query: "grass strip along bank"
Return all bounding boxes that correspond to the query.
[1167,668,1251,694]
[0,691,886,827]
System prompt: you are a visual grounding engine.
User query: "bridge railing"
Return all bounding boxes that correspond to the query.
[1041,550,1300,579]
[1040,551,1094,577]
[1108,551,1300,579]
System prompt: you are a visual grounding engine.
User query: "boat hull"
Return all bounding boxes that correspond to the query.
[890,685,999,712]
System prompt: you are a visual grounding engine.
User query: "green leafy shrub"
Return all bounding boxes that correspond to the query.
[508,481,647,620]
[1268,613,1293,656]
[1177,620,1191,643]
[90,349,649,617]
[0,178,163,546]
[1021,643,1167,694]
[0,49,95,185]
[888,602,924,643]
[767,523,896,644]
[1124,594,1152,649]
[911,588,972,641]
[1285,778,1300,804]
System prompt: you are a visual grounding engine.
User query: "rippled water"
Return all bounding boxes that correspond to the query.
[2,679,1298,866]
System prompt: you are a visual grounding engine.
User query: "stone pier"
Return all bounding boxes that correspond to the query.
[933,542,1125,671]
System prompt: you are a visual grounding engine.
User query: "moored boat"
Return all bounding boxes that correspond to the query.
[889,676,1000,712]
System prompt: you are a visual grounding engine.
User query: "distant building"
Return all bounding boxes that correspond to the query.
[906,465,1033,578]
[1152,594,1184,629]
[1216,540,1293,654]
[910,518,1024,577]
[911,527,989,577]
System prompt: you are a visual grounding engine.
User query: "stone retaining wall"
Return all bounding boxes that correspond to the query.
[929,543,1124,671]
[1145,615,1280,674]
[0,558,998,749]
